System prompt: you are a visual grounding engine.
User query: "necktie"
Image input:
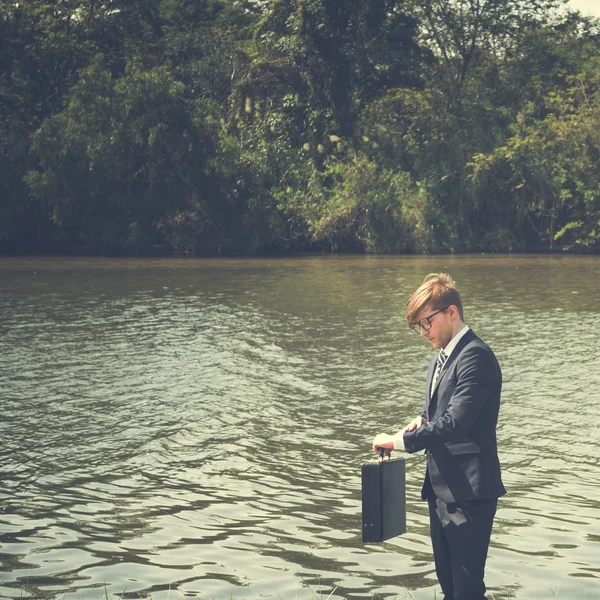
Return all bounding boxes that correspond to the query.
[432,350,447,389]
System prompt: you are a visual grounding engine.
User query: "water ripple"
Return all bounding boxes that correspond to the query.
[1,256,599,600]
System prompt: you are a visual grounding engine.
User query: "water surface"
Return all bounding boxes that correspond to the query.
[1,255,599,599]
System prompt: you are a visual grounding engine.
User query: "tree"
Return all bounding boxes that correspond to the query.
[26,59,218,250]
[238,0,425,146]
[469,63,600,251]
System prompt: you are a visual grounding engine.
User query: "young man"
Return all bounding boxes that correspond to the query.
[373,273,506,600]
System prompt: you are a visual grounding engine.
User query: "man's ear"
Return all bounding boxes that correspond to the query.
[448,304,458,320]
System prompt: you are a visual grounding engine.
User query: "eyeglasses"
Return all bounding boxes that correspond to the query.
[409,307,448,333]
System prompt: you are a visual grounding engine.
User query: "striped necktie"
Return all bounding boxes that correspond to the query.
[432,350,447,389]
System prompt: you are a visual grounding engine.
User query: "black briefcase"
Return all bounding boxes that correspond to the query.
[361,455,406,543]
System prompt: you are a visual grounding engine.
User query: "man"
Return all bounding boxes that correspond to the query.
[373,273,506,600]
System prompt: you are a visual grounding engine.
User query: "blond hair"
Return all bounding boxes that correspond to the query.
[406,273,464,325]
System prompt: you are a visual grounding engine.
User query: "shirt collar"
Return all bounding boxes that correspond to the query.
[441,325,470,359]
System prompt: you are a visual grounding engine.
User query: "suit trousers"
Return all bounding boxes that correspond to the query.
[427,493,497,600]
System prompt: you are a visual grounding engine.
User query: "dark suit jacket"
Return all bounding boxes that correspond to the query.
[403,329,506,504]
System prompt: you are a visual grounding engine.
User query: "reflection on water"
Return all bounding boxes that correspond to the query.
[1,255,599,600]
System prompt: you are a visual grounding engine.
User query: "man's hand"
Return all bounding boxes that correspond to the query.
[373,431,406,452]
[372,433,394,454]
[404,415,428,432]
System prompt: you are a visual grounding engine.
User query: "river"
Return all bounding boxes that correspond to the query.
[1,255,599,600]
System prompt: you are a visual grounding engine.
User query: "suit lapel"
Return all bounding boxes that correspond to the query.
[426,357,436,399]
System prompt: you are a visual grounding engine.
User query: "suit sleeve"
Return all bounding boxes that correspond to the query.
[403,345,499,453]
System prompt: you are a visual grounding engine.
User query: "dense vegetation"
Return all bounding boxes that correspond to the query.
[1,0,599,255]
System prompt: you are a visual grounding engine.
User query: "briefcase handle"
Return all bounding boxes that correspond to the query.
[378,448,392,460]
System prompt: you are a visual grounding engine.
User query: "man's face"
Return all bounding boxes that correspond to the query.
[413,304,454,349]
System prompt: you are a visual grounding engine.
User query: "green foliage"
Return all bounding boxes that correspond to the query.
[240,0,424,147]
[469,64,600,252]
[1,0,600,254]
[26,58,217,250]
[309,156,411,252]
